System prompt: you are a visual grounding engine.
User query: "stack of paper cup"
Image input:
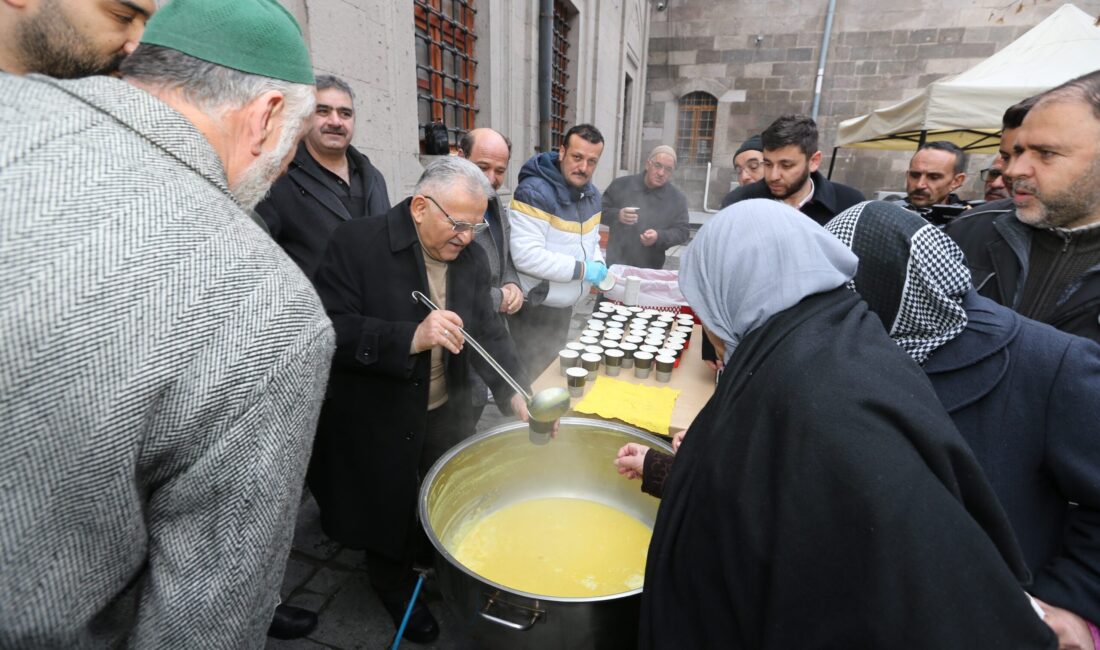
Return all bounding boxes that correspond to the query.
[624,275,642,306]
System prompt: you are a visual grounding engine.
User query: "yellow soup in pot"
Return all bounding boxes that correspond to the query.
[451,497,651,597]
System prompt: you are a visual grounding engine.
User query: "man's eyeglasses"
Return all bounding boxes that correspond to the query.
[647,160,675,174]
[424,195,489,235]
[979,168,1003,182]
[734,160,763,175]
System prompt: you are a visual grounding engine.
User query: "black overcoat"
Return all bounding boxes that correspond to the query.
[255,142,391,277]
[308,199,524,556]
[641,288,1056,649]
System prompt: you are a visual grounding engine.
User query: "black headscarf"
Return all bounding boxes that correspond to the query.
[825,201,969,364]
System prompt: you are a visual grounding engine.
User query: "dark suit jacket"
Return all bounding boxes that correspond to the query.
[924,292,1100,624]
[308,199,525,556]
[473,195,521,310]
[256,142,391,277]
[946,203,1100,344]
[720,170,864,226]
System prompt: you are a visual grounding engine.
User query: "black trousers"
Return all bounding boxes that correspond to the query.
[364,398,468,598]
[508,302,574,379]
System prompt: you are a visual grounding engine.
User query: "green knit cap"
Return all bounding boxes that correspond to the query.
[140,0,315,85]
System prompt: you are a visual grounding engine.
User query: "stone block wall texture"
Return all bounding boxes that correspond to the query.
[643,0,1100,209]
[276,0,651,203]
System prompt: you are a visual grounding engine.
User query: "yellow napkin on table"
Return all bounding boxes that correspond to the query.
[573,376,681,435]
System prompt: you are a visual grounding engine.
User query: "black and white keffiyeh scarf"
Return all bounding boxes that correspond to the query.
[825,201,970,365]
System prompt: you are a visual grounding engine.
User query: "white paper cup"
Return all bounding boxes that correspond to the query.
[581,352,602,380]
[579,336,599,346]
[655,355,676,382]
[618,342,637,367]
[624,275,642,306]
[566,341,586,352]
[559,349,580,375]
[633,351,654,378]
[584,345,605,357]
[566,366,588,397]
[604,348,624,375]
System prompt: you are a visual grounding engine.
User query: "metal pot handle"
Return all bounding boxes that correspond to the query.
[479,593,544,631]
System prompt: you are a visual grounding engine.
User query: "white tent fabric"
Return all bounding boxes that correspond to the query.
[836,3,1100,153]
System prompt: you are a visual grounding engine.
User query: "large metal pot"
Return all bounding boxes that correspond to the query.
[419,417,671,649]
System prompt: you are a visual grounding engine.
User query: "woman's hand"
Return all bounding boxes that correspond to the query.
[614,443,650,480]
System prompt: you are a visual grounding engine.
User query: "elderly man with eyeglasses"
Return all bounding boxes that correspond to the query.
[308,156,530,644]
[602,144,690,270]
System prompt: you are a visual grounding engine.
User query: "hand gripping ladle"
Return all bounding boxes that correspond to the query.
[411,291,571,427]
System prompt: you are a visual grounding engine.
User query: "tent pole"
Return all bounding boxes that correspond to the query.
[827,146,838,179]
[811,0,838,120]
[917,130,927,148]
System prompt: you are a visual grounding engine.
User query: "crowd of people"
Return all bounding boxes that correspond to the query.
[1,0,1099,648]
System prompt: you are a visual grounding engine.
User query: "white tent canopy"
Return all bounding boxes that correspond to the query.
[836,3,1100,153]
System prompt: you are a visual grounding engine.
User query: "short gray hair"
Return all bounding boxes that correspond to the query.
[315,74,355,105]
[414,156,494,200]
[648,145,677,164]
[120,44,315,128]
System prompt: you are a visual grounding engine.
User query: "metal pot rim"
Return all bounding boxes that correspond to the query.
[418,417,672,603]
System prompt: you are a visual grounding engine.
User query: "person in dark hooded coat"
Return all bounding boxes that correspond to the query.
[825,200,1100,647]
[639,199,1055,649]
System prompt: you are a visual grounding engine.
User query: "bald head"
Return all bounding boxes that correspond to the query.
[460,128,512,191]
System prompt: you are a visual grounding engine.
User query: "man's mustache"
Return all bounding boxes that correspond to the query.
[321,128,347,135]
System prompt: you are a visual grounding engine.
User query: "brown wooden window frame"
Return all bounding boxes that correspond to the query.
[414,0,479,151]
[676,91,718,165]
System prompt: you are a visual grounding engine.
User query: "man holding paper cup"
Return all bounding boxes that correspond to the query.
[602,145,690,270]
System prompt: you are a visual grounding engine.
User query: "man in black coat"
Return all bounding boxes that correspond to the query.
[946,73,1100,344]
[719,114,863,225]
[255,75,391,277]
[601,145,690,269]
[704,115,866,366]
[309,157,529,643]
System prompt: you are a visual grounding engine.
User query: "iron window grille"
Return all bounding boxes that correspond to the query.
[415,0,478,151]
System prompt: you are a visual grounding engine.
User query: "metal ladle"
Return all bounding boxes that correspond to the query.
[411,291,571,425]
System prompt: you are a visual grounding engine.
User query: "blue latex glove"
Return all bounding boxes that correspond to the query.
[583,261,608,285]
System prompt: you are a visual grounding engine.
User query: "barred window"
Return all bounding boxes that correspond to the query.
[415,0,478,151]
[551,0,573,148]
[676,92,718,164]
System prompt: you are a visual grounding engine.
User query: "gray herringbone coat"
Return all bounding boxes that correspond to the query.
[0,74,335,648]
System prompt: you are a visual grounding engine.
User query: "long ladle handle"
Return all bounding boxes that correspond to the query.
[411,291,533,402]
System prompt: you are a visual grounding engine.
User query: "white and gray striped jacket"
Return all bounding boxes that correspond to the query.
[0,74,335,648]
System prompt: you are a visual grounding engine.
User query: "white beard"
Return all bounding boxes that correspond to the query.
[230,125,299,212]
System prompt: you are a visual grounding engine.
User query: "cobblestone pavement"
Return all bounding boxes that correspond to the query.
[266,294,599,650]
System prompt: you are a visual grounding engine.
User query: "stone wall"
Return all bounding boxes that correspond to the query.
[642,0,1100,209]
[277,0,651,204]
